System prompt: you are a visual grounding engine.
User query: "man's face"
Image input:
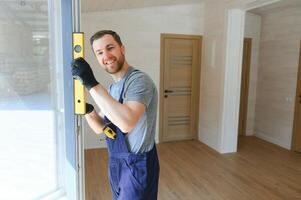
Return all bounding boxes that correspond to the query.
[92,34,125,74]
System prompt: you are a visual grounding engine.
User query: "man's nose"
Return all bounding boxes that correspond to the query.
[102,50,112,59]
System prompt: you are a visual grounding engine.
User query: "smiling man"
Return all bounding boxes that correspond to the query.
[71,30,160,200]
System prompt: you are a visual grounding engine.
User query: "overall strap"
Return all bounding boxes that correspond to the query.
[118,69,139,103]
[105,68,140,154]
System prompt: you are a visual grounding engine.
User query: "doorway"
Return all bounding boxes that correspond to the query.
[292,41,301,153]
[238,38,252,136]
[224,0,301,152]
[159,34,202,142]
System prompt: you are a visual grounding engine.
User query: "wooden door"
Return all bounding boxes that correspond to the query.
[159,34,202,142]
[238,38,252,136]
[292,41,301,153]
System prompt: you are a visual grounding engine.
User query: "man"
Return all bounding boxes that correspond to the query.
[71,30,159,200]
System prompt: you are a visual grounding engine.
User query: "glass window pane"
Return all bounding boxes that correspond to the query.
[0,1,63,199]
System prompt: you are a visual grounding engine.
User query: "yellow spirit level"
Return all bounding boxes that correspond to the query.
[73,32,86,114]
[72,32,116,139]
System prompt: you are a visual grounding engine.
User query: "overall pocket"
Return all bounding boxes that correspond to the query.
[124,156,147,189]
[109,158,121,195]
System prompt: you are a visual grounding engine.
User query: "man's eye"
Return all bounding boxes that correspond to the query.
[108,47,114,51]
[97,52,103,55]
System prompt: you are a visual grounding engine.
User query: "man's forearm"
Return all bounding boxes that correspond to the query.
[89,84,144,133]
[85,109,105,134]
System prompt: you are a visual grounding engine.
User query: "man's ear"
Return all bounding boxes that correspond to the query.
[121,45,125,55]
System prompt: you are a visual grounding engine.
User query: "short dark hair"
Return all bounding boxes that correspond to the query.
[90,30,123,47]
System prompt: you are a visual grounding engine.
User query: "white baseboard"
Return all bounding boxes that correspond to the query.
[198,131,220,152]
[246,129,254,136]
[254,131,291,150]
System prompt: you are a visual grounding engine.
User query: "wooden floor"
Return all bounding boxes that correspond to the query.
[85,136,301,200]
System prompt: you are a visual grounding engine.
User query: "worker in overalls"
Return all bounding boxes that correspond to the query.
[71,30,160,200]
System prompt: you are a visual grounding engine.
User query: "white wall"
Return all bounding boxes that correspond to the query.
[196,0,241,152]
[244,12,261,136]
[82,3,205,149]
[253,6,301,149]
[199,0,273,152]
[201,0,301,153]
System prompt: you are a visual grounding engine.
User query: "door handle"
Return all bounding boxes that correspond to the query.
[164,89,173,93]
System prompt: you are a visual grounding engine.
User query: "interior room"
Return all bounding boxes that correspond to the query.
[0,0,300,199]
[82,0,301,199]
[240,0,301,151]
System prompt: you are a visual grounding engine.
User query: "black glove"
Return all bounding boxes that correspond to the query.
[71,57,99,90]
[86,103,94,114]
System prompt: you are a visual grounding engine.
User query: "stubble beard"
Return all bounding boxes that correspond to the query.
[105,55,125,74]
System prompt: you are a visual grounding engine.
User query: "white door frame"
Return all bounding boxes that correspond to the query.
[60,0,84,199]
[71,0,85,199]
[220,0,282,153]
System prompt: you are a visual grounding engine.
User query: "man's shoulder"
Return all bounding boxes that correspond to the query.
[127,67,145,78]
[126,67,154,86]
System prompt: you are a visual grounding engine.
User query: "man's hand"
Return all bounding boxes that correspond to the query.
[86,103,94,114]
[71,57,99,90]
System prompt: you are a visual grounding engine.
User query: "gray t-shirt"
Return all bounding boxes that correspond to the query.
[108,66,158,154]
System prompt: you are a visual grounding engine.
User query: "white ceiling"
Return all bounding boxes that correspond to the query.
[0,0,202,33]
[81,0,203,12]
[249,0,301,15]
[1,0,300,34]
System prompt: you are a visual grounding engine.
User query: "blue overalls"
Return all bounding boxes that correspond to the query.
[104,71,160,200]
